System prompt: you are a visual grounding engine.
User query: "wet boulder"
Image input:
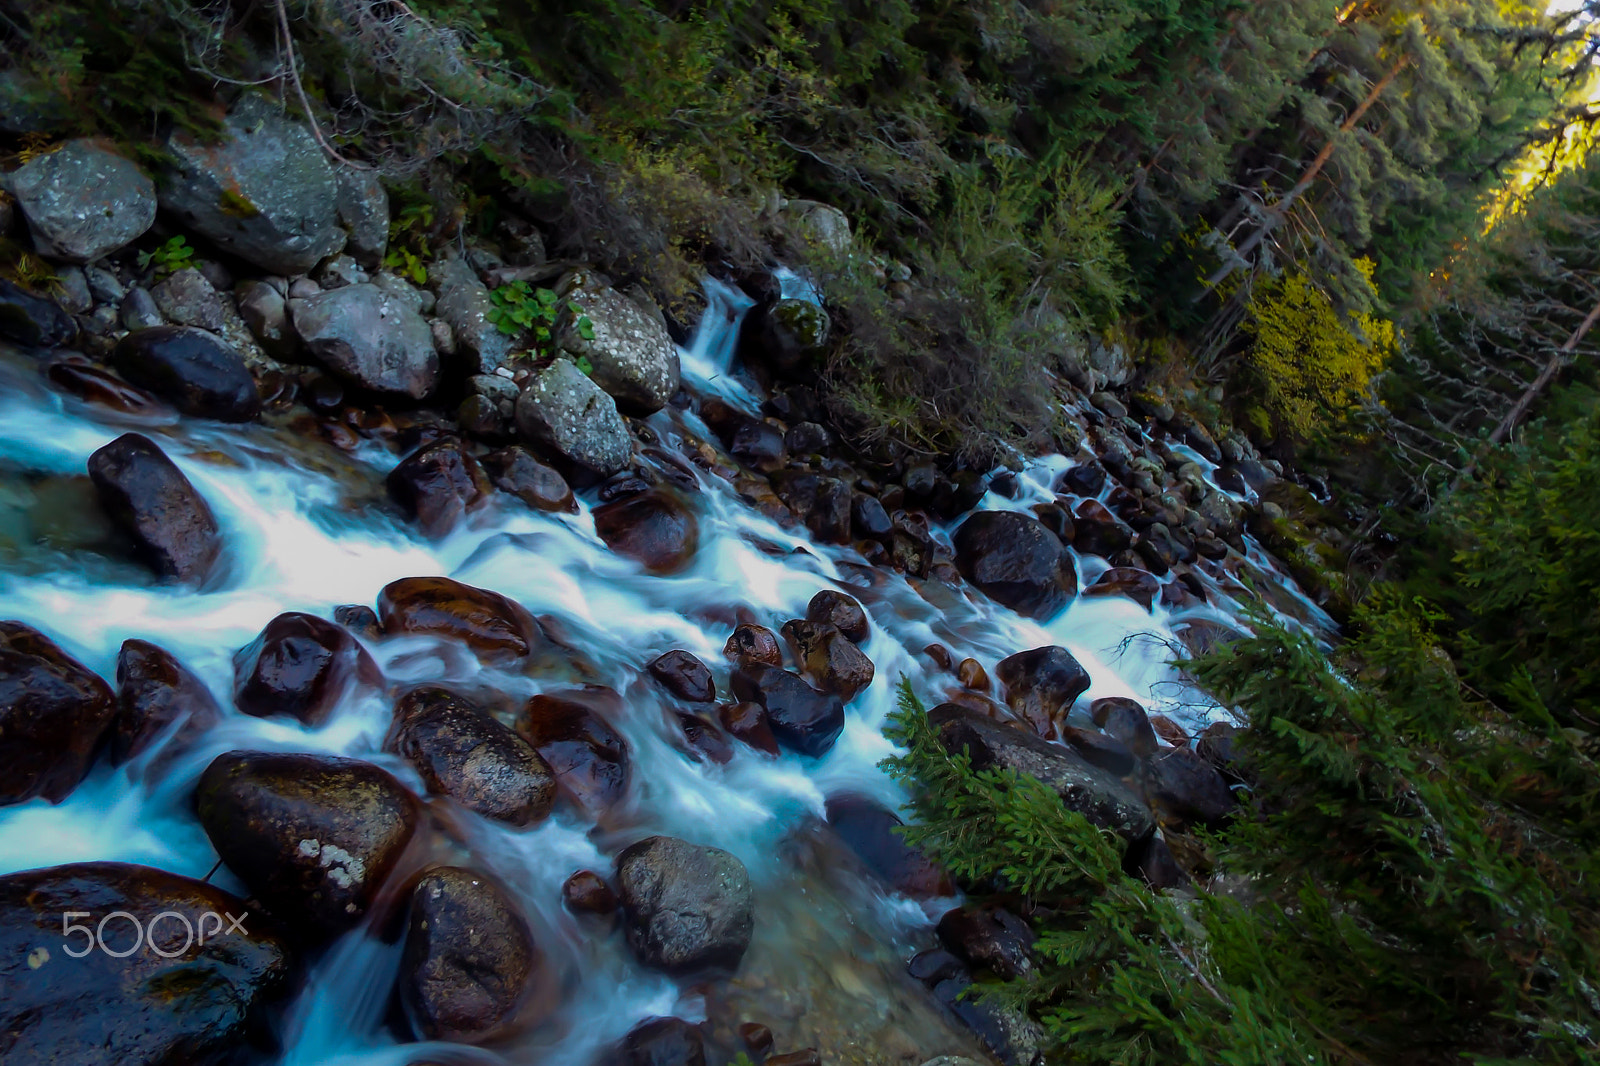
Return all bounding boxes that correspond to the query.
[770,470,851,544]
[825,793,952,899]
[561,281,682,415]
[483,445,577,514]
[1059,725,1137,776]
[779,619,874,701]
[290,283,439,398]
[400,866,547,1042]
[386,437,492,538]
[111,326,261,422]
[994,646,1091,738]
[88,432,222,584]
[594,489,699,574]
[0,277,76,348]
[1084,566,1160,611]
[4,138,156,262]
[515,687,631,814]
[0,862,291,1066]
[806,589,868,643]
[1144,746,1235,827]
[618,1017,707,1066]
[937,905,1034,979]
[112,638,221,765]
[1056,462,1106,498]
[729,662,846,757]
[953,511,1076,620]
[389,686,556,826]
[0,621,115,806]
[1072,499,1133,557]
[648,649,715,703]
[675,712,734,765]
[196,750,420,934]
[236,278,297,360]
[377,576,546,665]
[563,869,619,917]
[159,94,344,275]
[232,611,377,726]
[930,703,1153,841]
[44,355,166,417]
[514,358,632,479]
[616,835,753,973]
[717,701,780,756]
[724,623,782,668]
[745,297,830,373]
[1090,697,1159,759]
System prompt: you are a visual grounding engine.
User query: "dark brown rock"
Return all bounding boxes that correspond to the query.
[333,604,381,640]
[111,326,260,421]
[825,793,953,899]
[739,1022,775,1058]
[718,701,780,756]
[1123,832,1190,890]
[1084,566,1160,610]
[779,619,874,701]
[724,623,782,668]
[1090,697,1159,759]
[995,646,1091,737]
[112,638,221,765]
[616,835,753,973]
[0,862,291,1066]
[0,621,115,806]
[514,687,631,814]
[957,658,990,692]
[377,576,546,665]
[619,1017,706,1066]
[953,511,1077,620]
[851,492,893,539]
[1149,714,1190,747]
[729,662,846,757]
[483,445,577,513]
[930,703,1154,841]
[386,437,492,538]
[196,750,420,934]
[771,471,852,543]
[594,489,699,574]
[88,432,222,583]
[1060,725,1137,776]
[937,904,1034,978]
[562,869,618,916]
[1057,462,1106,498]
[675,712,734,765]
[389,686,556,826]
[400,866,546,1042]
[45,355,166,416]
[1144,747,1235,827]
[805,589,868,643]
[648,649,715,703]
[1073,499,1133,557]
[232,611,377,726]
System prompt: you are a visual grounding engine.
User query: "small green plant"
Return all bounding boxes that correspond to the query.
[136,235,194,277]
[383,202,435,285]
[487,280,596,351]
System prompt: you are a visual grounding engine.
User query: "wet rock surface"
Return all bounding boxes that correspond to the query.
[618,1016,707,1066]
[514,358,633,478]
[88,433,222,583]
[484,445,577,513]
[806,589,869,643]
[386,437,491,537]
[594,489,700,573]
[0,278,75,348]
[617,835,754,973]
[780,618,875,700]
[953,511,1076,620]
[400,865,545,1042]
[563,868,619,917]
[649,648,716,703]
[995,646,1091,737]
[111,327,261,422]
[112,638,221,765]
[825,793,953,899]
[378,576,546,665]
[725,623,782,667]
[291,282,440,398]
[232,611,376,726]
[0,861,291,1066]
[730,662,847,757]
[389,685,556,826]
[515,687,632,813]
[196,750,420,934]
[0,621,116,806]
[562,281,683,415]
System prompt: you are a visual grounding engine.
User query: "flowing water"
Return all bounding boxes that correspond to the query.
[0,277,1325,1065]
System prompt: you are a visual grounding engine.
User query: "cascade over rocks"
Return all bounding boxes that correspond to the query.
[562,279,683,415]
[0,620,115,807]
[780,618,875,700]
[232,611,378,726]
[400,866,548,1042]
[729,662,846,756]
[3,138,156,262]
[929,703,1154,841]
[88,432,222,583]
[159,94,345,275]
[290,283,440,398]
[515,687,631,813]
[377,576,547,665]
[824,793,953,898]
[593,489,700,574]
[389,685,557,826]
[0,862,292,1066]
[995,646,1091,738]
[196,750,420,934]
[1085,566,1160,610]
[953,511,1076,620]
[616,835,754,973]
[112,638,222,765]
[514,358,633,479]
[111,326,261,422]
[386,437,492,537]
[0,278,77,348]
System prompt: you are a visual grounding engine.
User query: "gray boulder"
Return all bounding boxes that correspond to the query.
[290,283,439,398]
[150,268,225,332]
[236,279,298,360]
[433,257,514,374]
[4,139,156,262]
[561,282,681,416]
[334,167,389,267]
[159,94,345,275]
[782,199,851,256]
[616,835,753,973]
[930,703,1154,842]
[513,358,632,478]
